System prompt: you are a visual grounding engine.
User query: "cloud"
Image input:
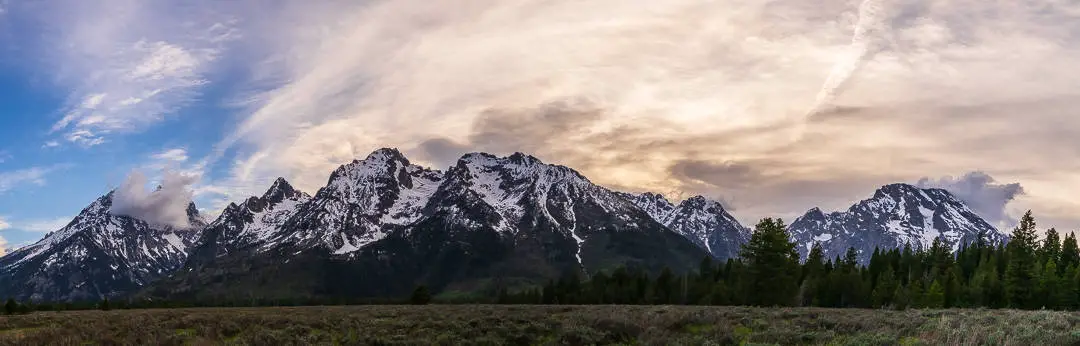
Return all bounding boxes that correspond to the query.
[0,216,72,233]
[12,217,72,233]
[918,172,1025,228]
[110,170,197,228]
[118,0,1079,230]
[152,148,189,164]
[0,235,7,256]
[0,166,64,193]
[29,0,238,147]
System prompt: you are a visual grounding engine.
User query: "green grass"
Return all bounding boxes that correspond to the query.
[2,306,1080,345]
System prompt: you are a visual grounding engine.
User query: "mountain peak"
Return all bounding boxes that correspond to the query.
[874,183,925,198]
[791,182,1007,262]
[0,189,204,301]
[328,148,413,185]
[681,196,726,211]
[262,177,303,204]
[365,147,408,162]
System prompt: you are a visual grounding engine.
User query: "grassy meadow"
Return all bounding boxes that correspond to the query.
[3,305,1080,345]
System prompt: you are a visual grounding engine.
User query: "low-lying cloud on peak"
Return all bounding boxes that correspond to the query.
[110,170,197,228]
[918,172,1025,228]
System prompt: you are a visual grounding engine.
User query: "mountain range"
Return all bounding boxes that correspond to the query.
[0,149,1009,302]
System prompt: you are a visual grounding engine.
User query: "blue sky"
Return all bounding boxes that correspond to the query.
[2,0,1080,253]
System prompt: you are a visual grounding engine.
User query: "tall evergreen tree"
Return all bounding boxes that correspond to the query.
[739,218,800,306]
[1061,233,1080,272]
[1005,211,1040,309]
[1038,260,1061,309]
[3,298,15,315]
[924,280,945,308]
[1042,228,1062,266]
[872,267,898,308]
[799,243,826,306]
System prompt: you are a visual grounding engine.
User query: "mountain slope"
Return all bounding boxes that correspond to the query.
[184,178,311,270]
[628,193,750,261]
[0,192,205,302]
[268,148,444,254]
[156,150,710,300]
[789,183,1008,261]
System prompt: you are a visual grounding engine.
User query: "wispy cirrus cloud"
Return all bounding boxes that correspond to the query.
[31,0,239,147]
[0,216,71,233]
[11,217,71,233]
[0,165,66,193]
[193,0,1080,230]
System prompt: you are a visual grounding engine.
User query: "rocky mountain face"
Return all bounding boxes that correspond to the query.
[269,148,445,254]
[159,150,711,300]
[3,148,1010,302]
[184,178,311,270]
[788,183,1008,262]
[0,192,205,302]
[627,193,750,261]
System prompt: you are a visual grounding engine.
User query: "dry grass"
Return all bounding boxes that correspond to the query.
[2,305,1080,345]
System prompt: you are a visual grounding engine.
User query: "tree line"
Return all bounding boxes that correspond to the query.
[501,212,1080,310]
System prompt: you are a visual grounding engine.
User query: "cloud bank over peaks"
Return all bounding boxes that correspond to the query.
[110,170,197,228]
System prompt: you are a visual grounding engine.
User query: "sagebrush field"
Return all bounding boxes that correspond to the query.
[2,305,1079,345]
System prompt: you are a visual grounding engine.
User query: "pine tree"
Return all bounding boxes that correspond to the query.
[3,298,15,315]
[1061,233,1080,272]
[1005,211,1040,309]
[1042,228,1062,266]
[1060,265,1079,310]
[739,218,800,306]
[410,285,432,305]
[924,280,945,308]
[892,284,910,310]
[968,264,998,307]
[908,279,926,308]
[799,243,826,306]
[653,267,676,304]
[1038,260,1062,309]
[944,266,964,308]
[872,267,898,308]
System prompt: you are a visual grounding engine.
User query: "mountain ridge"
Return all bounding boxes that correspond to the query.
[788,183,1009,262]
[0,148,1010,301]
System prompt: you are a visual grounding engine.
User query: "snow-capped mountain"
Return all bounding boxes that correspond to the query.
[628,192,750,260]
[185,178,311,269]
[159,150,710,299]
[270,148,444,254]
[0,192,206,302]
[789,183,1008,262]
[413,152,705,269]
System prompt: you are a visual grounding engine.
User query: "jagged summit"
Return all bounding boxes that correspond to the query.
[626,192,749,260]
[789,183,1007,262]
[261,177,304,204]
[0,191,204,301]
[185,178,312,269]
[270,148,444,254]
